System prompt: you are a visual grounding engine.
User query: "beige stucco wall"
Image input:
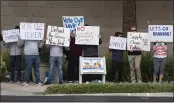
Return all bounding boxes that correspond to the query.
[1,1,173,56]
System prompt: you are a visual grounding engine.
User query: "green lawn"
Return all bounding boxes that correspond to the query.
[44,82,173,94]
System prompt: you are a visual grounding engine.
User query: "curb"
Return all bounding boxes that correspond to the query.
[45,93,173,97]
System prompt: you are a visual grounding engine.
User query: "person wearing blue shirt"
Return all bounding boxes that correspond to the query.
[109,32,124,82]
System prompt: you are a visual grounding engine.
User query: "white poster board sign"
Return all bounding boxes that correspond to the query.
[148,25,173,42]
[62,16,84,33]
[127,32,151,51]
[46,25,70,47]
[2,29,19,43]
[79,56,106,74]
[109,36,127,50]
[75,26,100,45]
[20,22,45,40]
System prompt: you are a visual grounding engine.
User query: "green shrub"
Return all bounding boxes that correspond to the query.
[2,48,173,82]
[105,51,173,82]
[39,44,50,63]
[0,52,8,81]
[44,83,173,94]
[1,51,25,72]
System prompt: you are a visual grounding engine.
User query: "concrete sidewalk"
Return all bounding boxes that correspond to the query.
[1,82,173,97]
[1,82,49,96]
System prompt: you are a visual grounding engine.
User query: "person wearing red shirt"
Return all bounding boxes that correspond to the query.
[152,41,167,83]
[67,32,82,83]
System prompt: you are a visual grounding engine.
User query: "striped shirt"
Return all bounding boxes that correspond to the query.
[153,42,167,58]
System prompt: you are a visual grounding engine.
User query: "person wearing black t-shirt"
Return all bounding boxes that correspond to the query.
[128,26,142,83]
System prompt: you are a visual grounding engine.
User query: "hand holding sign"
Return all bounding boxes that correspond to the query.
[75,26,100,45]
[62,16,84,33]
[109,36,127,50]
[148,25,173,42]
[2,29,19,43]
[20,22,45,40]
[98,35,101,38]
[46,25,70,47]
[127,32,150,51]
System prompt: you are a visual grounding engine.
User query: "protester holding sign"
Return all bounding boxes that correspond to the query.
[43,44,64,85]
[81,24,102,83]
[17,34,45,86]
[2,25,22,84]
[152,41,167,83]
[127,26,142,83]
[67,32,82,83]
[109,32,124,82]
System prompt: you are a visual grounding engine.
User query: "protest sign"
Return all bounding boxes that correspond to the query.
[46,25,70,47]
[2,29,19,43]
[127,32,150,51]
[109,36,127,50]
[148,25,173,42]
[75,26,100,45]
[20,22,45,40]
[62,16,84,33]
[79,57,106,74]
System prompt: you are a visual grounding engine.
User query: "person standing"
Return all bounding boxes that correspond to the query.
[109,32,124,83]
[18,34,45,86]
[67,32,82,83]
[3,25,22,84]
[152,41,167,83]
[81,24,102,83]
[43,44,65,85]
[127,26,142,83]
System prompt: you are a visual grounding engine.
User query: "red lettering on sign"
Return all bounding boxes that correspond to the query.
[77,26,85,31]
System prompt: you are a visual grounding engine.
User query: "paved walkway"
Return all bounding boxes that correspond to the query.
[1,82,49,96]
[1,82,173,97]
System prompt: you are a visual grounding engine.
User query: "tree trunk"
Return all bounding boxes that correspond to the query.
[123,0,137,37]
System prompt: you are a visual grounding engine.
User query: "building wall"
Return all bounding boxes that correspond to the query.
[136,1,173,56]
[1,1,173,56]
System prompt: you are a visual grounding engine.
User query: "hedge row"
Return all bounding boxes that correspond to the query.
[44,83,173,94]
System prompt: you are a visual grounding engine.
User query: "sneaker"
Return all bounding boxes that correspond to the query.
[98,80,102,83]
[22,82,29,86]
[9,81,13,84]
[43,77,48,84]
[138,81,142,83]
[16,81,20,85]
[37,82,43,86]
[59,81,63,84]
[43,81,51,85]
[85,81,90,84]
[69,81,73,84]
[131,81,136,83]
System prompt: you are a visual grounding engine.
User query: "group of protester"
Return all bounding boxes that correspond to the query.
[1,25,168,86]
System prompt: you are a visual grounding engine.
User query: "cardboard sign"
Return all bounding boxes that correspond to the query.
[62,16,84,33]
[109,36,127,50]
[148,25,173,42]
[2,29,19,43]
[46,25,70,47]
[20,22,45,40]
[127,32,151,51]
[79,56,106,74]
[75,26,100,45]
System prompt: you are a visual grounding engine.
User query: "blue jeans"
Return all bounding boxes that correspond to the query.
[24,55,40,83]
[153,57,167,76]
[47,56,63,82]
[9,55,22,81]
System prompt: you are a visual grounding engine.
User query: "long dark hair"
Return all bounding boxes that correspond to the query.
[115,32,122,37]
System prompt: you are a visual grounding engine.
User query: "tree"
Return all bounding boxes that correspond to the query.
[123,0,137,37]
